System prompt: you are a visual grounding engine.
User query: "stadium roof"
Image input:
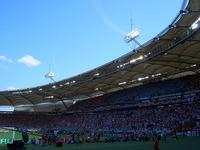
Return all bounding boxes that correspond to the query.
[0,0,200,112]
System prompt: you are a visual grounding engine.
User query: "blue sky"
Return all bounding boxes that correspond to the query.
[0,0,183,91]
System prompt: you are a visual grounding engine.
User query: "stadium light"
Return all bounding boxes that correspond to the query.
[45,71,55,82]
[45,71,55,78]
[124,29,140,43]
[129,55,144,64]
[44,96,54,99]
[137,76,149,81]
[190,16,200,30]
[94,73,100,76]
[118,81,127,85]
[124,28,143,48]
[191,64,197,67]
[169,24,176,29]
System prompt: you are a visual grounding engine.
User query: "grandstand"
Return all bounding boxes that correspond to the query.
[0,0,200,149]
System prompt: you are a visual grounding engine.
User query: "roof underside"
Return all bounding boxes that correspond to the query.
[0,0,200,112]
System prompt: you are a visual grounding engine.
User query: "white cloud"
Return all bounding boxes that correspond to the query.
[0,55,13,63]
[18,55,41,67]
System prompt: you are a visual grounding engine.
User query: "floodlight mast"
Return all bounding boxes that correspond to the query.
[45,71,55,82]
[124,29,142,47]
[44,72,69,111]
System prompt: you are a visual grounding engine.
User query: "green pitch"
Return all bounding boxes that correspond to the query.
[0,128,41,145]
[0,137,200,150]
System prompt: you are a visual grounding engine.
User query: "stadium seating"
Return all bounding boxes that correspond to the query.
[0,74,200,142]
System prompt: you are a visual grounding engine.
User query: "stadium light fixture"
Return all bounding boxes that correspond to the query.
[45,71,54,78]
[190,64,197,67]
[151,73,162,78]
[124,30,139,43]
[169,24,176,29]
[139,55,143,60]
[124,29,142,47]
[129,55,144,64]
[94,73,100,76]
[64,82,70,85]
[45,71,55,82]
[129,59,136,63]
[118,81,127,86]
[144,52,151,58]
[137,76,149,81]
[73,100,76,104]
[64,80,76,85]
[190,16,200,30]
[117,62,129,69]
[45,96,54,99]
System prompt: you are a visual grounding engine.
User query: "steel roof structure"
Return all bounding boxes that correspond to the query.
[0,0,200,112]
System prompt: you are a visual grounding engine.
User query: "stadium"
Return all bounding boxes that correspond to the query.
[0,0,200,149]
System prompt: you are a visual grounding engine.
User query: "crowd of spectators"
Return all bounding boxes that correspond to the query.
[0,74,200,142]
[0,100,200,134]
[67,75,200,111]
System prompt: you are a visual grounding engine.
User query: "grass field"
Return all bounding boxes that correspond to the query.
[0,129,41,145]
[0,137,200,150]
